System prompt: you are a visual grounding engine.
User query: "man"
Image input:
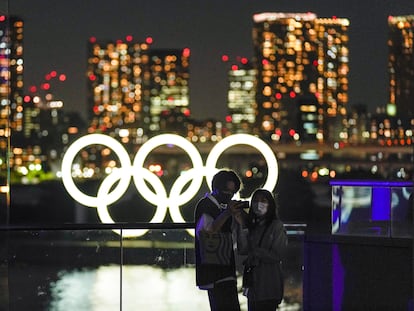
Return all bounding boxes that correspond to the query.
[195,169,246,311]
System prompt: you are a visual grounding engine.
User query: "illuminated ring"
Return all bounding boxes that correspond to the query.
[205,134,278,194]
[96,168,168,238]
[61,134,131,207]
[168,168,206,236]
[132,134,204,206]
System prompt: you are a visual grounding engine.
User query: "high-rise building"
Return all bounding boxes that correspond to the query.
[315,17,350,142]
[252,12,350,142]
[145,48,190,133]
[387,15,414,118]
[87,38,190,145]
[0,15,24,147]
[224,57,257,134]
[87,36,153,145]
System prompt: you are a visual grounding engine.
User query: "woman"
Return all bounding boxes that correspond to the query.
[237,189,288,311]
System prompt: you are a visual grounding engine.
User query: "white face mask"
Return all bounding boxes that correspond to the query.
[254,202,268,216]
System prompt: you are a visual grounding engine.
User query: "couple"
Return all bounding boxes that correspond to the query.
[195,169,288,311]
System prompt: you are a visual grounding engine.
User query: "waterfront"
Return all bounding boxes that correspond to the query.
[7,264,303,311]
[4,233,304,311]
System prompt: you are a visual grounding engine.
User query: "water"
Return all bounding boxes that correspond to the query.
[6,264,302,311]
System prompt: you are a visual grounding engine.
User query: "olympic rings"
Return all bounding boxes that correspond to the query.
[61,133,279,238]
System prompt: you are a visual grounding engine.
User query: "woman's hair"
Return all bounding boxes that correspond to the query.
[248,188,280,226]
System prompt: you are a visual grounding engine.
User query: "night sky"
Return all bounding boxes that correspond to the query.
[5,0,414,121]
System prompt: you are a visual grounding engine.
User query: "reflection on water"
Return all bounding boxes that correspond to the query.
[48,265,300,311]
[5,230,304,310]
[50,265,207,311]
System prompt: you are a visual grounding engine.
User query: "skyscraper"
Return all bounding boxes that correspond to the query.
[387,15,414,118]
[87,37,190,145]
[0,15,24,146]
[87,36,152,145]
[145,48,190,133]
[252,12,349,143]
[225,57,257,134]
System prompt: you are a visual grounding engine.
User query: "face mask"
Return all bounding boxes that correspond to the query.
[253,202,268,217]
[214,190,234,204]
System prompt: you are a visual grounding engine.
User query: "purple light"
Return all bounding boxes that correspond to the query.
[371,187,391,221]
[332,244,344,311]
[330,180,413,187]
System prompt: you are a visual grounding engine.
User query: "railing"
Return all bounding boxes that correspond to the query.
[0,223,306,311]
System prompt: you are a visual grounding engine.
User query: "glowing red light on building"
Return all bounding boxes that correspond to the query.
[0,16,6,22]
[262,59,269,65]
[50,71,57,78]
[89,74,96,81]
[45,74,51,80]
[59,74,66,82]
[221,55,229,62]
[225,115,232,123]
[275,129,282,136]
[183,108,191,117]
[126,35,133,42]
[23,96,31,103]
[182,48,190,57]
[289,129,296,136]
[41,83,50,90]
[29,86,37,93]
[275,93,282,100]
[146,37,153,44]
[231,65,238,71]
[313,60,318,66]
[289,91,296,98]
[89,37,97,43]
[241,57,248,64]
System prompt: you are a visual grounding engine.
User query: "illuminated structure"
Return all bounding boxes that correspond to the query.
[186,118,225,143]
[252,12,350,142]
[146,48,190,133]
[87,38,190,146]
[61,133,278,238]
[0,15,24,146]
[387,15,414,118]
[87,36,152,145]
[224,56,257,134]
[297,95,319,142]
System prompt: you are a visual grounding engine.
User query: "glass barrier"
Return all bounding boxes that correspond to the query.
[1,225,305,311]
[331,180,413,237]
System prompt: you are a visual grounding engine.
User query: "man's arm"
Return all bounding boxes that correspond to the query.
[196,209,232,235]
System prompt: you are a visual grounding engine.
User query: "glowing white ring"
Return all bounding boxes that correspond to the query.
[206,134,278,193]
[97,168,169,237]
[61,133,279,238]
[61,134,131,207]
[132,134,204,206]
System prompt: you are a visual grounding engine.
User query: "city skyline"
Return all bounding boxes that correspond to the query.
[4,0,414,122]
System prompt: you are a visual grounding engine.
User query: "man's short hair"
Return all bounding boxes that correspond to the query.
[211,170,241,192]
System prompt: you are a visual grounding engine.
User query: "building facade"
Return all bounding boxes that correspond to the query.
[0,15,24,147]
[387,15,414,118]
[87,36,153,146]
[225,57,257,134]
[146,48,190,133]
[252,12,350,143]
[87,37,190,147]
